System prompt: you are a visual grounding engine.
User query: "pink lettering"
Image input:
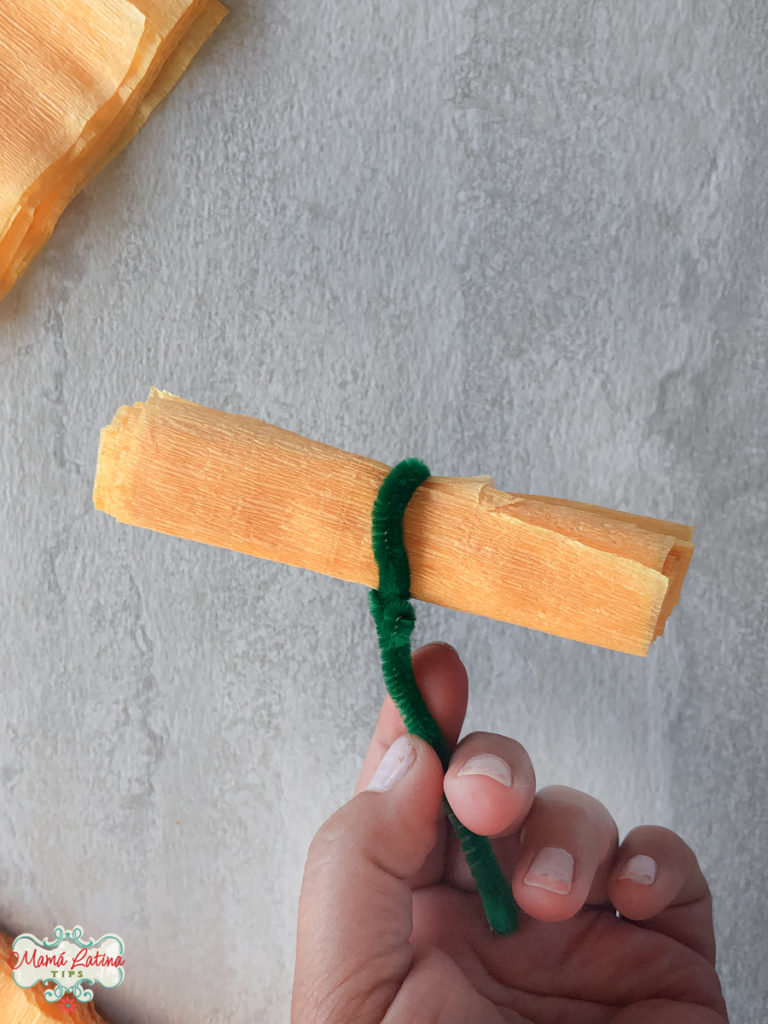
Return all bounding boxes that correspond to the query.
[13,948,67,969]
[71,948,125,970]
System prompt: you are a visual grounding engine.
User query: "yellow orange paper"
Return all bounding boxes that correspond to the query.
[0,0,228,300]
[94,390,695,656]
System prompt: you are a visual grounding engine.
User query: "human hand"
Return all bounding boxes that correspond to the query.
[292,643,729,1023]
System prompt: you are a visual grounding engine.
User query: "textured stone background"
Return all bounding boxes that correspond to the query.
[1,1,766,1021]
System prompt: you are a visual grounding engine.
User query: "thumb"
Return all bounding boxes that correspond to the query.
[292,734,445,1024]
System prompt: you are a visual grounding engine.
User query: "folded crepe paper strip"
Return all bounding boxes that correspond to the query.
[93,389,694,656]
[0,0,228,302]
[0,930,108,1023]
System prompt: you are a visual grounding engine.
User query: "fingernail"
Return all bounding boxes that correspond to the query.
[457,753,512,787]
[367,735,416,792]
[426,641,457,656]
[524,847,574,895]
[618,854,657,885]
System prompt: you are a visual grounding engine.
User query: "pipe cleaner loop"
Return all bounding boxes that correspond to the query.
[369,591,416,650]
[369,458,519,935]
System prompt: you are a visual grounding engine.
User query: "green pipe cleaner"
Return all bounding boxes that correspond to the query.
[368,457,518,935]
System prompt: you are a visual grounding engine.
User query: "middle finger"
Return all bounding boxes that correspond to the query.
[511,785,619,922]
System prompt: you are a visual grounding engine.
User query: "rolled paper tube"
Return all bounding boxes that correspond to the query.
[93,389,694,656]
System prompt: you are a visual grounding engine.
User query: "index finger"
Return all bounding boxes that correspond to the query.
[354,642,469,794]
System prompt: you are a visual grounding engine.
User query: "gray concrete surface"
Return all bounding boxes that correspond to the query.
[1,1,766,1020]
